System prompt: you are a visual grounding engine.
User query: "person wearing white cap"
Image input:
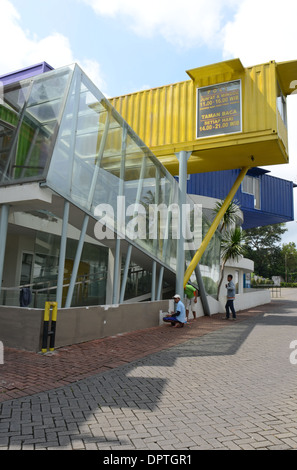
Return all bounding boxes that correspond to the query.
[162,294,186,328]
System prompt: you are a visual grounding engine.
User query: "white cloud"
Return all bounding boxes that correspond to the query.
[221,0,297,242]
[84,0,297,237]
[0,0,71,72]
[222,0,297,65]
[83,0,238,48]
[0,0,106,93]
[78,59,107,95]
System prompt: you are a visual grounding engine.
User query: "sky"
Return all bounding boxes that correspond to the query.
[1,0,297,245]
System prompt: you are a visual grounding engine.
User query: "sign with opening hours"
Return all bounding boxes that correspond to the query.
[197,80,242,138]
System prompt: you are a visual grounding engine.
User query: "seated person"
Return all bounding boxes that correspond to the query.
[163,294,186,328]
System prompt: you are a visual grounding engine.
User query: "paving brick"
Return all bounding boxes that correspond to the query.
[1,289,297,450]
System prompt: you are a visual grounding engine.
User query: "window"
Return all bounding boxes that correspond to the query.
[242,175,260,209]
[20,252,34,286]
[277,82,287,127]
[235,270,239,294]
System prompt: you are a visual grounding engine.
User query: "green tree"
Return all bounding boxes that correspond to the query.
[213,199,242,233]
[212,199,245,299]
[217,226,246,299]
[243,224,287,278]
[282,242,297,282]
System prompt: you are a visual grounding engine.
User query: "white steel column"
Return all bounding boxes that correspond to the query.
[65,214,89,308]
[119,244,132,304]
[56,200,70,308]
[151,261,156,301]
[175,150,191,296]
[0,205,9,297]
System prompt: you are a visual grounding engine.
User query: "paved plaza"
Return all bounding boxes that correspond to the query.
[1,289,297,450]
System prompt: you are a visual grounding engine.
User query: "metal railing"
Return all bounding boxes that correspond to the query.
[0,270,107,308]
[247,284,282,298]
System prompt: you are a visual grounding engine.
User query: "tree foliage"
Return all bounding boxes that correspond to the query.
[243,224,287,251]
[213,199,242,233]
[213,199,245,299]
[242,224,290,279]
[282,242,297,282]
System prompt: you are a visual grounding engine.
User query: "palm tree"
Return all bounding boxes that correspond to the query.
[212,199,244,300]
[213,199,241,233]
[216,226,245,300]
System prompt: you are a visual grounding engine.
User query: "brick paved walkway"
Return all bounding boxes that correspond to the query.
[1,289,297,450]
[0,306,266,402]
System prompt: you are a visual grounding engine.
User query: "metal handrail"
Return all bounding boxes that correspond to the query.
[1,271,107,292]
[0,270,108,307]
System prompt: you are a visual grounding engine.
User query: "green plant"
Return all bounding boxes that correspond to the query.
[217,226,245,299]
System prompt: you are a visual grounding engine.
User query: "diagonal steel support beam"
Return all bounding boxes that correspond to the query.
[183,166,250,288]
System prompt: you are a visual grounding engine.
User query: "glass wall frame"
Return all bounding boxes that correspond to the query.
[0,63,221,293]
[0,66,74,185]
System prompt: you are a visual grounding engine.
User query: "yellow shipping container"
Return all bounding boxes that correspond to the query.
[110,58,297,175]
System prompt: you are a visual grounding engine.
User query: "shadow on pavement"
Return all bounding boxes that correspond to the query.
[1,293,297,449]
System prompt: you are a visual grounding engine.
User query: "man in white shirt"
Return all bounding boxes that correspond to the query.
[163,294,187,328]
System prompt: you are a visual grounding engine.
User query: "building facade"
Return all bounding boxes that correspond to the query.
[0,58,296,314]
[0,63,220,310]
[187,168,296,230]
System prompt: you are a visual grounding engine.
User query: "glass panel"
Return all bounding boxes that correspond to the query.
[45,71,80,194]
[121,261,152,301]
[199,216,221,297]
[0,80,32,182]
[1,80,31,116]
[20,252,33,286]
[29,209,108,308]
[254,178,260,209]
[70,89,110,209]
[0,122,14,176]
[0,64,223,302]
[277,82,287,127]
[242,175,261,209]
[46,65,221,277]
[0,66,74,184]
[68,240,108,307]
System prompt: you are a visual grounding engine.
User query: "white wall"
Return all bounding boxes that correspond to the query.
[162,287,271,323]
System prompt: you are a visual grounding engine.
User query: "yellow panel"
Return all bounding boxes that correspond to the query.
[110,59,295,174]
[276,60,297,95]
[110,80,196,148]
[187,58,245,84]
[155,138,288,176]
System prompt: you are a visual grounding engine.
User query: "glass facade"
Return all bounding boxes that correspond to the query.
[0,64,221,304]
[45,67,183,271]
[0,206,109,308]
[32,231,108,308]
[0,66,73,184]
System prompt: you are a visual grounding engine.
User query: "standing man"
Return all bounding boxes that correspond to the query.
[163,294,187,328]
[184,283,198,322]
[225,274,236,320]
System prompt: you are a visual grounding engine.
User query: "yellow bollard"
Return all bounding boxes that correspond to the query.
[41,302,58,353]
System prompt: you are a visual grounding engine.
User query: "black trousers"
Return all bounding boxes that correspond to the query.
[225,299,236,318]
